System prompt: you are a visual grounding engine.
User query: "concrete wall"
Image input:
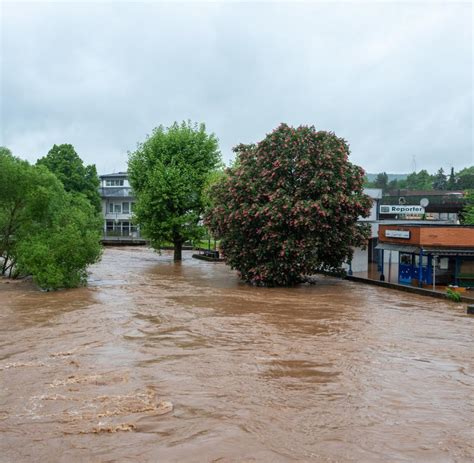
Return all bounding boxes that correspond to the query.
[351,247,369,272]
[342,247,369,273]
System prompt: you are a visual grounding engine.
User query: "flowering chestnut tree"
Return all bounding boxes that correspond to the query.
[205,123,371,286]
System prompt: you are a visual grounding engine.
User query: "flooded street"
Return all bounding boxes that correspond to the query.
[0,247,472,462]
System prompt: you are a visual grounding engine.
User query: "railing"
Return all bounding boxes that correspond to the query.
[103,230,141,239]
[99,187,134,198]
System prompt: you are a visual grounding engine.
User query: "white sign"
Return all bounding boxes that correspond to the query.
[385,230,410,239]
[379,205,425,214]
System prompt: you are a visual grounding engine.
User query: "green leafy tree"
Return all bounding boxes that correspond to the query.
[0,148,102,289]
[0,148,34,276]
[37,144,101,212]
[387,178,407,191]
[128,121,221,261]
[15,193,103,289]
[432,168,448,190]
[461,190,474,225]
[457,166,474,190]
[205,123,372,286]
[374,172,388,191]
[405,170,433,190]
[362,175,373,188]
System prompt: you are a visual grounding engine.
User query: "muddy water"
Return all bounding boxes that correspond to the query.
[0,247,472,462]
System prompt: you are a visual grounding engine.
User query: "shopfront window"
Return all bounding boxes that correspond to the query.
[415,255,428,267]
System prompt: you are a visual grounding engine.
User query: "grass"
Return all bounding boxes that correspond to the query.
[446,288,462,302]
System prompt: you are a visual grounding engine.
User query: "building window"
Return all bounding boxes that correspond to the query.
[122,202,130,214]
[415,255,428,267]
[108,203,114,213]
[114,203,121,213]
[105,179,124,187]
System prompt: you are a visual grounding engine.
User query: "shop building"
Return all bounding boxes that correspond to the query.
[376,224,474,288]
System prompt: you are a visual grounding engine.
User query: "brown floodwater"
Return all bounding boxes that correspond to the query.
[0,247,472,462]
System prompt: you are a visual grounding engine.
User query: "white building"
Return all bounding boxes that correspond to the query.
[99,172,142,241]
[344,188,385,273]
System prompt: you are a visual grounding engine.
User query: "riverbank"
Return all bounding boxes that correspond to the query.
[346,274,474,304]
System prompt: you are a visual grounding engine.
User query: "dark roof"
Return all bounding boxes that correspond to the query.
[100,172,128,178]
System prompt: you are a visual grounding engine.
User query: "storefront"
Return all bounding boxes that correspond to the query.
[376,225,474,288]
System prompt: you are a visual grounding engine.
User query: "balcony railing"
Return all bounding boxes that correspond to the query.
[103,230,141,239]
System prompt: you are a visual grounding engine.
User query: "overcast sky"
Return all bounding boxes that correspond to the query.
[1,1,472,175]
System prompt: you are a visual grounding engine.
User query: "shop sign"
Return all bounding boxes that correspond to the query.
[385,230,410,239]
[379,205,425,214]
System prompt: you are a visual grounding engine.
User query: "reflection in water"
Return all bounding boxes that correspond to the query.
[0,247,472,462]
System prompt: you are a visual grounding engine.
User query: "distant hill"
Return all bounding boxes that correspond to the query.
[366,173,408,182]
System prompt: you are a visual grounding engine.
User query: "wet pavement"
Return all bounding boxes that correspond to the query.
[0,247,473,462]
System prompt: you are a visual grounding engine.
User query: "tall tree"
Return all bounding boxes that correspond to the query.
[405,170,433,190]
[374,172,388,191]
[205,123,371,286]
[457,166,474,190]
[447,167,457,190]
[37,144,101,211]
[432,168,448,190]
[0,148,102,288]
[387,178,407,191]
[461,190,474,225]
[128,121,221,261]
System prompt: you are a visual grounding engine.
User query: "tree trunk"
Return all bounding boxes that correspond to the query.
[173,241,182,262]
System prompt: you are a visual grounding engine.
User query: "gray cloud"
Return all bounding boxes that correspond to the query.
[1,1,472,175]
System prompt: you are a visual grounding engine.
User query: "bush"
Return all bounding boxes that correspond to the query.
[446,288,461,302]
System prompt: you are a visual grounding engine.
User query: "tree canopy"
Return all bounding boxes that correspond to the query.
[405,169,432,190]
[373,172,389,191]
[432,168,448,190]
[205,123,371,286]
[128,121,221,261]
[461,190,474,225]
[365,165,474,193]
[0,148,102,289]
[37,144,101,212]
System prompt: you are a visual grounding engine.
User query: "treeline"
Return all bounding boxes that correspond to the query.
[0,145,102,290]
[366,166,474,193]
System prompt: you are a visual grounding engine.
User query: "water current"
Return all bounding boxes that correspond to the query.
[0,247,472,462]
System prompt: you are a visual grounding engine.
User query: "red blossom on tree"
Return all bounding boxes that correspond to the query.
[205,123,371,286]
